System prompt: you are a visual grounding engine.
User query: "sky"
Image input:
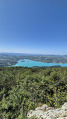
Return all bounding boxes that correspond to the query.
[0,0,67,55]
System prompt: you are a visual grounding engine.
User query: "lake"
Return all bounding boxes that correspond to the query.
[13,59,67,67]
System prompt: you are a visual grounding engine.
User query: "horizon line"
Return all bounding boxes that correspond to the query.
[0,52,67,56]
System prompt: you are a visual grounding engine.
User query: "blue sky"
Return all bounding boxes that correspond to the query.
[0,0,67,55]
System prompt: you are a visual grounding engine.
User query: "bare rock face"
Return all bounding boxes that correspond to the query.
[27,102,67,119]
[35,104,48,111]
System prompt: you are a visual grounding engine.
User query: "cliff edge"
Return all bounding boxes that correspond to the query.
[27,102,67,119]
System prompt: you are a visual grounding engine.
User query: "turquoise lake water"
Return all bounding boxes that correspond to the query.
[13,59,67,67]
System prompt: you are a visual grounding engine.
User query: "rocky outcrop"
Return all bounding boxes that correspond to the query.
[27,102,67,119]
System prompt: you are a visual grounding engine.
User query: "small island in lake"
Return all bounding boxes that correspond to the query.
[21,60,30,62]
[21,61,26,62]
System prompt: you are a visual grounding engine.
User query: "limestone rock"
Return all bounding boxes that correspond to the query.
[35,104,48,111]
[27,102,67,119]
[62,102,67,110]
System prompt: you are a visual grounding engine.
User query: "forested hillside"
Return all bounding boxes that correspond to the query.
[0,67,67,119]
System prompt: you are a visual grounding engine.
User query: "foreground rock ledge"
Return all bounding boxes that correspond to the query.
[27,102,67,119]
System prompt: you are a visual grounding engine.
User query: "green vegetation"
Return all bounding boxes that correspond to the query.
[0,67,67,119]
[0,53,67,67]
